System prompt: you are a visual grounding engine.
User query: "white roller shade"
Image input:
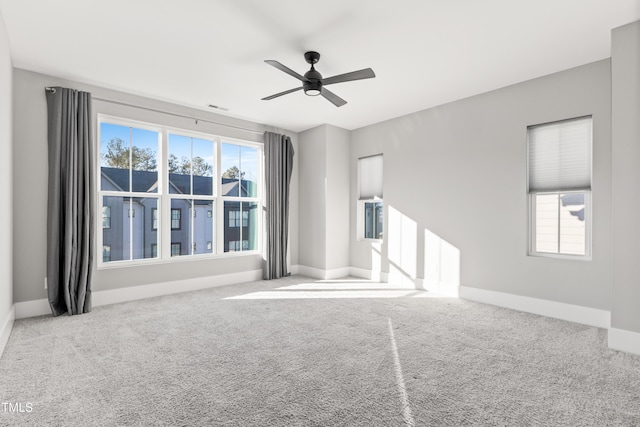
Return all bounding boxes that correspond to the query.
[359,154,383,199]
[528,116,592,192]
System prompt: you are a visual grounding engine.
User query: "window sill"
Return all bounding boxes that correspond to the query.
[97,250,262,270]
[359,238,383,243]
[528,252,591,262]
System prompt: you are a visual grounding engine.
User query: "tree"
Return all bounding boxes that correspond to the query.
[168,154,212,176]
[102,137,157,171]
[222,166,245,179]
[191,156,213,177]
[168,153,180,174]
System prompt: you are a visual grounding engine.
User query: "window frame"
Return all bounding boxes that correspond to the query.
[357,199,384,242]
[357,154,384,242]
[528,190,592,260]
[526,116,592,260]
[97,115,263,269]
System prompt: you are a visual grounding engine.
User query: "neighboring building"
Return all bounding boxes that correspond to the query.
[101,167,257,262]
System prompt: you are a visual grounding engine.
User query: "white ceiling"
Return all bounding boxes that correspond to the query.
[1,0,638,132]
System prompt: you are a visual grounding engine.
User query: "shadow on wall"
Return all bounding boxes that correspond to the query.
[386,206,460,296]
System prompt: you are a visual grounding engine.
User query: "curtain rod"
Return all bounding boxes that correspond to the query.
[44,87,264,135]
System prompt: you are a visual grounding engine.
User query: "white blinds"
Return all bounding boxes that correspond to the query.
[358,154,383,199]
[528,116,592,192]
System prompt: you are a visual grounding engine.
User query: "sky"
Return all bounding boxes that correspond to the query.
[100,122,259,183]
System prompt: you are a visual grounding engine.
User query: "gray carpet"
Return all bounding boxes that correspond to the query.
[1,275,639,426]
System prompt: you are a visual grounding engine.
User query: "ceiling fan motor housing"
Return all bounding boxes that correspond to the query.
[303,66,322,95]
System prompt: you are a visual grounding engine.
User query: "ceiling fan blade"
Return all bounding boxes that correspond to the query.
[322,68,376,86]
[265,60,307,82]
[320,87,347,107]
[262,86,303,101]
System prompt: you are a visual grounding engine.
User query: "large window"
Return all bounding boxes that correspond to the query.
[98,117,262,266]
[358,154,384,240]
[527,116,592,258]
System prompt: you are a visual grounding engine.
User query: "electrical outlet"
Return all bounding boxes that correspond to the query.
[44,277,47,290]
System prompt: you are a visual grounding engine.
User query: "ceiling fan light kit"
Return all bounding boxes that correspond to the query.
[262,51,375,107]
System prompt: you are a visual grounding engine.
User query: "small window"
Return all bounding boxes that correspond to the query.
[527,116,591,258]
[103,245,111,262]
[102,206,111,229]
[363,201,384,240]
[229,210,244,228]
[171,242,181,257]
[151,208,158,230]
[171,209,181,230]
[358,154,383,241]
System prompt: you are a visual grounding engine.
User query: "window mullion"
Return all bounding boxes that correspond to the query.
[557,192,561,254]
[216,138,224,254]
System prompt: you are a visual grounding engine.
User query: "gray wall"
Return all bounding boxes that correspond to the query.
[0,11,12,325]
[12,68,298,303]
[350,59,612,310]
[298,125,328,270]
[325,125,350,271]
[297,124,350,271]
[611,21,640,333]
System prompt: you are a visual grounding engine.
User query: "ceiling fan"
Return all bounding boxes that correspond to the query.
[262,51,375,107]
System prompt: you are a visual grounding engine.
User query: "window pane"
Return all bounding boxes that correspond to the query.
[559,193,586,255]
[131,128,159,193]
[132,196,157,260]
[102,196,128,262]
[171,199,190,256]
[192,138,214,196]
[168,134,191,195]
[224,202,258,252]
[241,146,258,197]
[102,196,157,261]
[193,200,214,255]
[221,143,240,196]
[100,123,130,192]
[535,193,559,254]
[244,202,259,251]
[224,201,240,252]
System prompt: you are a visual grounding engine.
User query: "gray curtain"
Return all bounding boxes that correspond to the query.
[264,132,294,280]
[46,87,94,316]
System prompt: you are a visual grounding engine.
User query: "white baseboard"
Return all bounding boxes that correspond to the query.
[349,267,373,280]
[295,265,351,280]
[15,299,50,319]
[459,286,611,329]
[290,265,299,275]
[14,269,263,320]
[608,328,640,355]
[0,305,15,358]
